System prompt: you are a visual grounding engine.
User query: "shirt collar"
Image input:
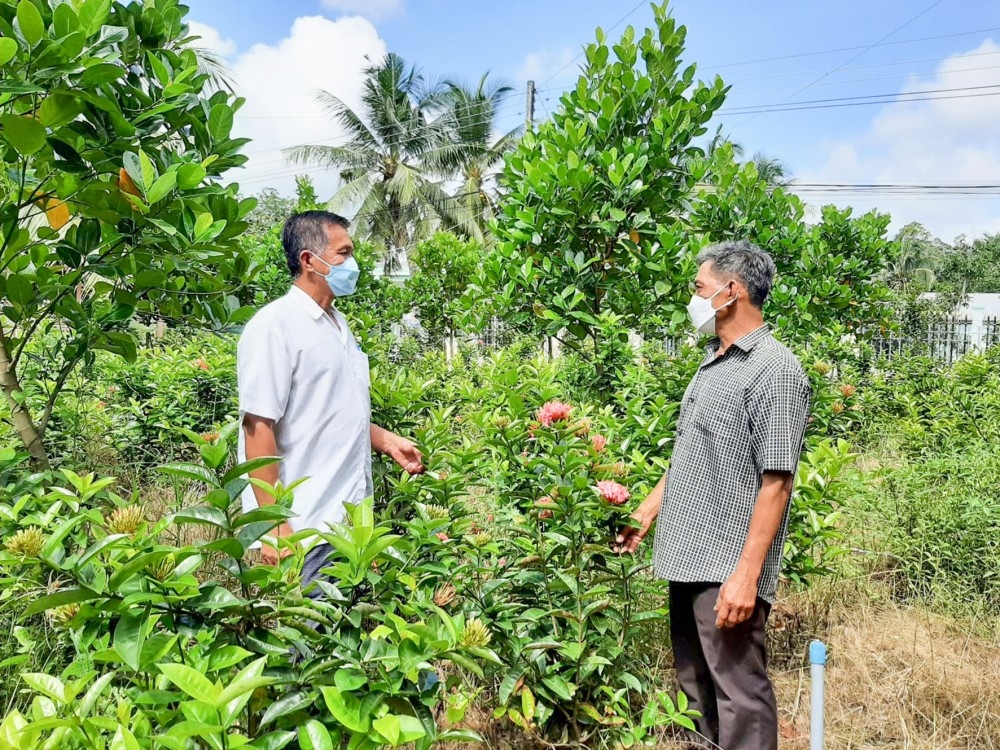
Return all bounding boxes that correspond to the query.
[730,324,770,352]
[706,324,771,356]
[287,285,330,321]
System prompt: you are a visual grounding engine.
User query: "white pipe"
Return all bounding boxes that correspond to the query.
[809,640,827,750]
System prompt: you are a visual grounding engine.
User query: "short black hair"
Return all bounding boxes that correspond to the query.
[281,211,350,277]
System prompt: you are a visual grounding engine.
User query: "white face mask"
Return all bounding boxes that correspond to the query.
[686,283,737,335]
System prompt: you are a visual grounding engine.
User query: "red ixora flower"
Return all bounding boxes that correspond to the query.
[435,532,450,542]
[597,480,630,506]
[192,358,210,371]
[591,434,607,453]
[537,401,573,427]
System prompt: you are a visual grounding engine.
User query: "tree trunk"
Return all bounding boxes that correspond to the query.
[0,333,50,470]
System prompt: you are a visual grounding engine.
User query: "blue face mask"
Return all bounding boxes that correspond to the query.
[311,254,360,298]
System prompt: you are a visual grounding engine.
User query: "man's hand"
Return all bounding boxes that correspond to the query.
[387,435,425,475]
[262,522,295,566]
[714,570,758,628]
[614,509,654,554]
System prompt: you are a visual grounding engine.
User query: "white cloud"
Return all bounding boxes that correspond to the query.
[187,20,237,59]
[320,0,405,22]
[514,47,578,86]
[208,15,387,199]
[799,40,1000,242]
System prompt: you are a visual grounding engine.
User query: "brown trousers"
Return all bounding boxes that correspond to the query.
[669,582,777,750]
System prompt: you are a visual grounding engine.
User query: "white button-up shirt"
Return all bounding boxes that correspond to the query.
[237,286,373,533]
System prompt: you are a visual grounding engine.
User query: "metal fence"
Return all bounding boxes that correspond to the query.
[872,316,1000,364]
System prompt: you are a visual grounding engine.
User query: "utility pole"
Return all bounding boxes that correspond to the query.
[525,80,535,132]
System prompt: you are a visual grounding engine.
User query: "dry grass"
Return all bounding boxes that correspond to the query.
[447,577,1000,749]
[771,591,1000,750]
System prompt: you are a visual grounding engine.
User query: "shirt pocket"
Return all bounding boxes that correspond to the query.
[690,385,748,437]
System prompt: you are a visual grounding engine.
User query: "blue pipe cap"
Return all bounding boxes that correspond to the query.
[809,640,828,666]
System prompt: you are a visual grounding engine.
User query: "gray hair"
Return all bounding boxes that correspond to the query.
[282,210,350,277]
[696,240,776,309]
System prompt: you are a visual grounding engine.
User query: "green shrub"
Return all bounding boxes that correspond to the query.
[849,444,1000,615]
[0,432,487,749]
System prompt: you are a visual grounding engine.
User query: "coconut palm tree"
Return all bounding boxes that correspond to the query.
[284,53,466,272]
[438,75,521,242]
[750,150,791,187]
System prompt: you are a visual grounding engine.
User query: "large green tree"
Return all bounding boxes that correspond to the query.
[466,2,727,378]
[691,144,897,348]
[0,0,253,467]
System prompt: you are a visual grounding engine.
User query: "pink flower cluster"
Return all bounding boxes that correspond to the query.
[537,400,573,427]
[597,480,631,506]
[591,434,607,453]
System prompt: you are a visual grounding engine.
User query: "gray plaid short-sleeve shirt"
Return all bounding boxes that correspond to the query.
[652,325,811,603]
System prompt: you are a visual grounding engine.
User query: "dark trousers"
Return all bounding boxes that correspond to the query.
[302,542,334,598]
[669,582,777,750]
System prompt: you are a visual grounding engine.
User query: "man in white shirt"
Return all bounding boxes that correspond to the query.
[238,211,425,568]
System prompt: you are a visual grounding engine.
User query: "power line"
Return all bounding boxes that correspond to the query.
[708,26,1000,70]
[726,49,1000,85]
[539,0,648,88]
[734,62,1000,97]
[730,0,946,131]
[239,105,523,167]
[240,97,523,159]
[720,86,1000,116]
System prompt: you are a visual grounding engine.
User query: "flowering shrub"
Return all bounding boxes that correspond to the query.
[458,399,698,745]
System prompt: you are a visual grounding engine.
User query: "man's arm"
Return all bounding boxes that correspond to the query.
[243,414,293,564]
[714,470,794,628]
[371,423,425,475]
[614,472,667,553]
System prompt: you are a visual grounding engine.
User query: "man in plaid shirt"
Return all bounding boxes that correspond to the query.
[616,240,811,750]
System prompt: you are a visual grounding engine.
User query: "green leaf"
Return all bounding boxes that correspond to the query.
[319,687,369,733]
[6,273,34,308]
[206,645,253,672]
[0,38,19,67]
[79,673,115,718]
[260,691,312,727]
[208,104,234,142]
[157,662,221,705]
[39,513,89,561]
[114,610,147,671]
[111,726,141,750]
[109,550,173,588]
[541,675,575,701]
[39,93,83,128]
[146,170,176,204]
[79,0,111,35]
[249,732,296,750]
[333,669,367,692]
[16,0,44,48]
[170,505,229,529]
[221,456,280,486]
[23,587,99,617]
[1,114,46,155]
[138,150,157,191]
[373,714,425,747]
[498,667,527,705]
[77,533,129,568]
[21,673,66,704]
[177,162,207,190]
[157,462,218,486]
[297,720,333,750]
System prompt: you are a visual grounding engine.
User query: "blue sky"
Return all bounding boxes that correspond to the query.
[185,0,1000,241]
